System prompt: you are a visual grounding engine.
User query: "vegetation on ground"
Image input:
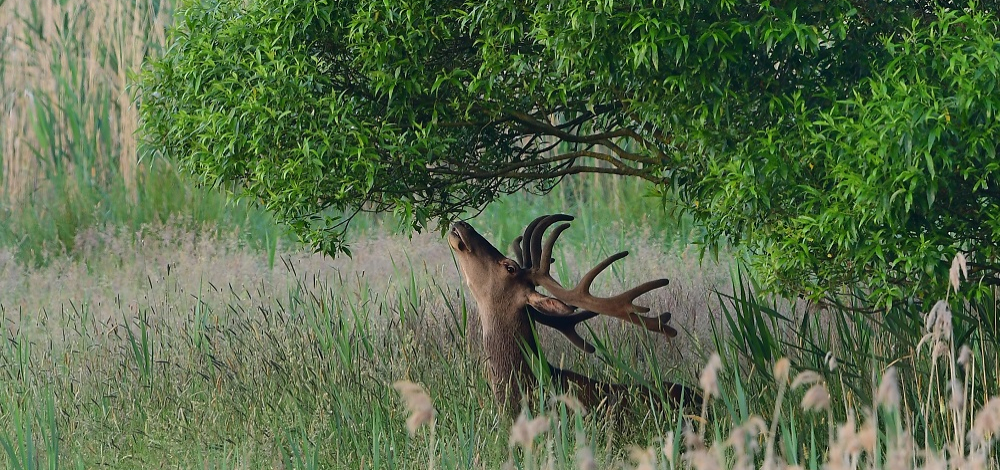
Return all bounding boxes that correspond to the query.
[2,0,998,467]
[1,226,998,468]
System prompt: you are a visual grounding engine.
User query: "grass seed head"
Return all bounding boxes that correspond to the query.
[773,357,791,383]
[885,432,915,470]
[575,444,597,470]
[949,378,964,413]
[726,415,766,451]
[392,380,435,435]
[727,416,766,470]
[855,418,877,453]
[661,431,675,464]
[950,450,988,470]
[825,351,838,371]
[509,411,550,449]
[700,353,722,398]
[950,252,968,293]
[801,383,831,412]
[876,367,901,411]
[683,423,706,452]
[791,370,823,389]
[917,313,953,360]
[970,397,1000,447]
[629,445,656,470]
[932,342,950,361]
[828,414,853,466]
[552,393,586,414]
[958,344,973,368]
[827,417,876,470]
[687,447,722,470]
[922,450,947,470]
[923,300,952,342]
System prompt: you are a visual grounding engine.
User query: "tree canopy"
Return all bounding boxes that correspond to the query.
[141,0,1000,309]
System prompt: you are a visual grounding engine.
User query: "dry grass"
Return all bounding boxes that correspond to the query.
[3,220,998,468]
[0,217,742,467]
[0,0,169,200]
[0,218,731,378]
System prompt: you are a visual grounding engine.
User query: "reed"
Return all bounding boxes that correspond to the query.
[0,0,169,199]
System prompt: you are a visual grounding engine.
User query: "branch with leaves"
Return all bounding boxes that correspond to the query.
[142,0,1000,312]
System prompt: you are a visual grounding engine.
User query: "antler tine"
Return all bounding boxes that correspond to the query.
[528,214,573,268]
[538,222,572,274]
[510,236,524,266]
[519,215,547,269]
[621,279,672,308]
[631,310,677,336]
[578,251,629,293]
[519,213,677,339]
[529,253,675,336]
[527,306,598,353]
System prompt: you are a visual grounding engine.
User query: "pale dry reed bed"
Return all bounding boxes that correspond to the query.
[0,221,729,468]
[0,0,168,199]
[1,0,280,266]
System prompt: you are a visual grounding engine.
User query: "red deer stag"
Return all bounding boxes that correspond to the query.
[448,214,698,411]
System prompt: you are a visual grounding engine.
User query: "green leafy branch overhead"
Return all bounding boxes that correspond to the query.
[141,0,1000,308]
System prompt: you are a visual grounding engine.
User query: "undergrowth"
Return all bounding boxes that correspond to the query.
[1,219,997,468]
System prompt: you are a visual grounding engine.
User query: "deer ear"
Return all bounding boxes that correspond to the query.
[527,291,575,315]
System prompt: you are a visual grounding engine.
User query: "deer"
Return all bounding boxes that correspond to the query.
[447,213,699,413]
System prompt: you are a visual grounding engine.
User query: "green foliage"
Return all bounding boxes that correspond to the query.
[0,161,288,266]
[142,0,1000,308]
[709,9,1000,308]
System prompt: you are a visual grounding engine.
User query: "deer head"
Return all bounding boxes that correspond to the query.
[448,214,689,409]
[449,219,581,331]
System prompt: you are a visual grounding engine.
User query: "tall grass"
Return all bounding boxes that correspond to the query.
[0,0,287,265]
[1,224,998,468]
[0,224,711,468]
[0,0,165,196]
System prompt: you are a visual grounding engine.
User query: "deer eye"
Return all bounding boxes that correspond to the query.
[504,264,517,274]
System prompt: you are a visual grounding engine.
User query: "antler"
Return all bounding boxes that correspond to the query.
[528,307,599,353]
[520,214,677,337]
[510,213,571,270]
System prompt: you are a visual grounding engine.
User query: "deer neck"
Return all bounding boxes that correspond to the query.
[474,297,542,406]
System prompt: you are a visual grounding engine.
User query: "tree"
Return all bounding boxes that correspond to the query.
[141,0,1000,311]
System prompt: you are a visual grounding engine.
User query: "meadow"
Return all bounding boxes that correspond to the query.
[1,0,999,468]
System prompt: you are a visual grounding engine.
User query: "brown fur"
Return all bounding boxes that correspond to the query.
[448,219,699,412]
